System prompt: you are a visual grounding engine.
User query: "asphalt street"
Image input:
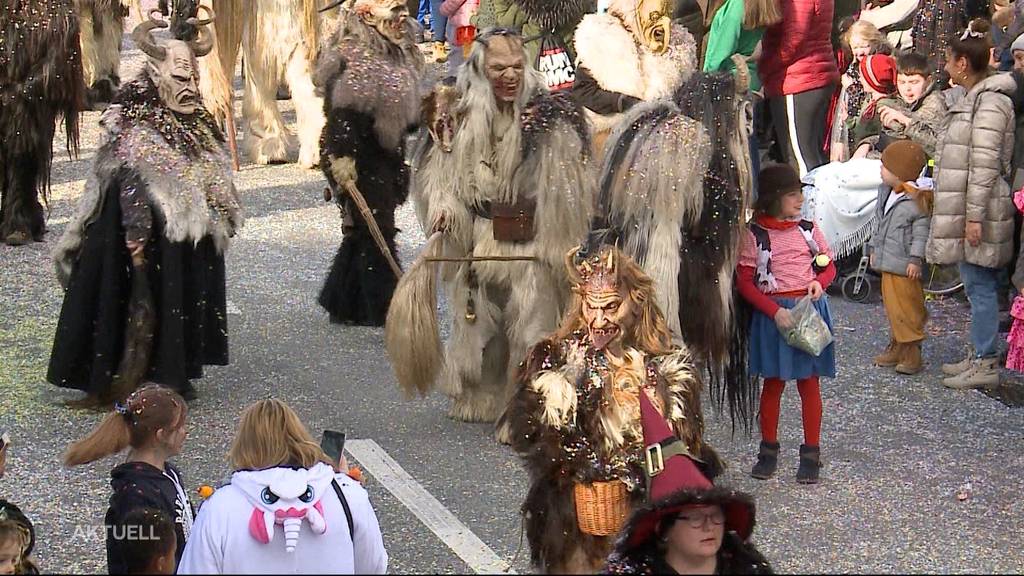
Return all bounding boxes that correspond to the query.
[1,35,1023,575]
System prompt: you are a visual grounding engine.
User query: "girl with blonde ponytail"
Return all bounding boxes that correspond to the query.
[64,385,194,574]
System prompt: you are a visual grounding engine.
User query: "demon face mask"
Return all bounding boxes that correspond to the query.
[578,249,638,356]
[354,0,410,45]
[484,34,526,104]
[610,0,673,54]
[133,10,214,114]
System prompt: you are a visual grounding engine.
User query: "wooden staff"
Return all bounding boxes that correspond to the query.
[343,181,403,278]
[425,256,536,262]
[225,109,240,171]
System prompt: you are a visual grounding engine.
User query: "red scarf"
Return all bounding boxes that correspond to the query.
[755,214,799,231]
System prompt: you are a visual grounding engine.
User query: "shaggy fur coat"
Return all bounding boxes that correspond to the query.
[0,0,83,243]
[48,76,242,399]
[314,11,424,326]
[496,333,721,573]
[408,88,595,422]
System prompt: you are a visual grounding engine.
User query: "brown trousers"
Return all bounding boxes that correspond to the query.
[881,272,928,342]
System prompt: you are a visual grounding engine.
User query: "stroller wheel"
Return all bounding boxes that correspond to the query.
[842,274,872,303]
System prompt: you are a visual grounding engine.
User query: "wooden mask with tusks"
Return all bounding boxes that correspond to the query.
[132,8,214,114]
[609,0,673,54]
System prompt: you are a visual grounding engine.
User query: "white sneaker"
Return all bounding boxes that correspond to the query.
[942,350,973,376]
[944,358,999,390]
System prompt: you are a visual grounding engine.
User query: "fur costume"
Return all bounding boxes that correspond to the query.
[313,1,424,326]
[572,0,697,153]
[0,0,84,246]
[76,0,130,107]
[48,17,243,403]
[509,0,593,32]
[393,30,595,422]
[196,0,325,167]
[593,66,755,425]
[495,245,721,573]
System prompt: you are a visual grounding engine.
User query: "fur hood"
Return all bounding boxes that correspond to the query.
[514,0,595,31]
[574,13,696,101]
[315,11,425,151]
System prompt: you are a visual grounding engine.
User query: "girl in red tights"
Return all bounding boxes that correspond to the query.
[737,164,837,484]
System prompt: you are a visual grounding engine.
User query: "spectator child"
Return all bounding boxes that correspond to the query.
[120,508,177,575]
[851,53,898,158]
[440,0,479,73]
[862,52,949,158]
[737,164,838,484]
[0,520,35,575]
[867,140,932,375]
[830,20,886,161]
[63,385,194,574]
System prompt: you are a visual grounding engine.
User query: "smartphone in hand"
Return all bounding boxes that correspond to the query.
[320,430,346,469]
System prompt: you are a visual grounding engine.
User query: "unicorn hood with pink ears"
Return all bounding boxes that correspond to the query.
[232,463,336,553]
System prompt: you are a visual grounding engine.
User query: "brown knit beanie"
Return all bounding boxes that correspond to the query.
[881,139,927,183]
[754,164,802,214]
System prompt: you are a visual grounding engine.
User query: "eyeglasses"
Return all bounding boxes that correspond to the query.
[675,509,725,528]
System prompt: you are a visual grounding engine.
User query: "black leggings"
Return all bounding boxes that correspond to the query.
[768,84,835,177]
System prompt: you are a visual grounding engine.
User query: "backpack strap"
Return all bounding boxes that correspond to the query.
[331,479,355,543]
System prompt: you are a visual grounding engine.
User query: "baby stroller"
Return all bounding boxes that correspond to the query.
[801,158,963,303]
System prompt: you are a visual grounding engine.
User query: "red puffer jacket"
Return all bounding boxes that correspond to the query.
[759,0,840,98]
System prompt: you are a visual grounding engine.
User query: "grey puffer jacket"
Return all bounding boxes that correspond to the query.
[867,185,931,275]
[927,73,1017,268]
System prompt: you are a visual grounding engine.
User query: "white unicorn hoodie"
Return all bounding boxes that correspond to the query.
[178,462,387,574]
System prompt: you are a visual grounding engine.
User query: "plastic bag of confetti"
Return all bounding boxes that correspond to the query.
[784,296,833,357]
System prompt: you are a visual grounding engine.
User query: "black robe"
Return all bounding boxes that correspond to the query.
[317,57,414,327]
[47,168,229,399]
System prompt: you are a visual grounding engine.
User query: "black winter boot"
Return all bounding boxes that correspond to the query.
[796,444,821,484]
[750,441,780,480]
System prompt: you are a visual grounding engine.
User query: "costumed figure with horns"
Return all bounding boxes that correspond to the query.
[386,28,594,422]
[0,0,84,246]
[48,11,243,406]
[571,0,697,154]
[313,0,425,326]
[590,47,756,423]
[495,243,721,574]
[603,391,772,575]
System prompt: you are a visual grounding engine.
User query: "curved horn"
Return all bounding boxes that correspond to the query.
[191,4,215,26]
[132,10,169,61]
[319,0,345,13]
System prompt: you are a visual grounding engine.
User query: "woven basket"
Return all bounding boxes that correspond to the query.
[573,480,630,536]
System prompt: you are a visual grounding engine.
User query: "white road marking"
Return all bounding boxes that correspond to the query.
[345,439,516,574]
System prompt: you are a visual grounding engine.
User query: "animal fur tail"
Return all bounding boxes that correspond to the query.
[385,233,443,398]
[196,0,240,125]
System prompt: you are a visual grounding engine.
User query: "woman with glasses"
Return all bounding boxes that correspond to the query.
[604,394,773,575]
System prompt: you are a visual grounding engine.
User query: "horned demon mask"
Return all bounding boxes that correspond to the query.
[576,248,638,355]
[233,463,336,553]
[352,0,410,45]
[132,9,214,115]
[609,0,673,54]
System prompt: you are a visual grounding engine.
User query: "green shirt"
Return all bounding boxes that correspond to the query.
[701,0,764,92]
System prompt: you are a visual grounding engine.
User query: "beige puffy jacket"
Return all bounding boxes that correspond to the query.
[927,73,1017,268]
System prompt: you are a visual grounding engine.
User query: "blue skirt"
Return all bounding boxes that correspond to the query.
[750,296,837,380]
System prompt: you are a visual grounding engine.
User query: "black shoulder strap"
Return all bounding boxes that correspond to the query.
[331,479,355,543]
